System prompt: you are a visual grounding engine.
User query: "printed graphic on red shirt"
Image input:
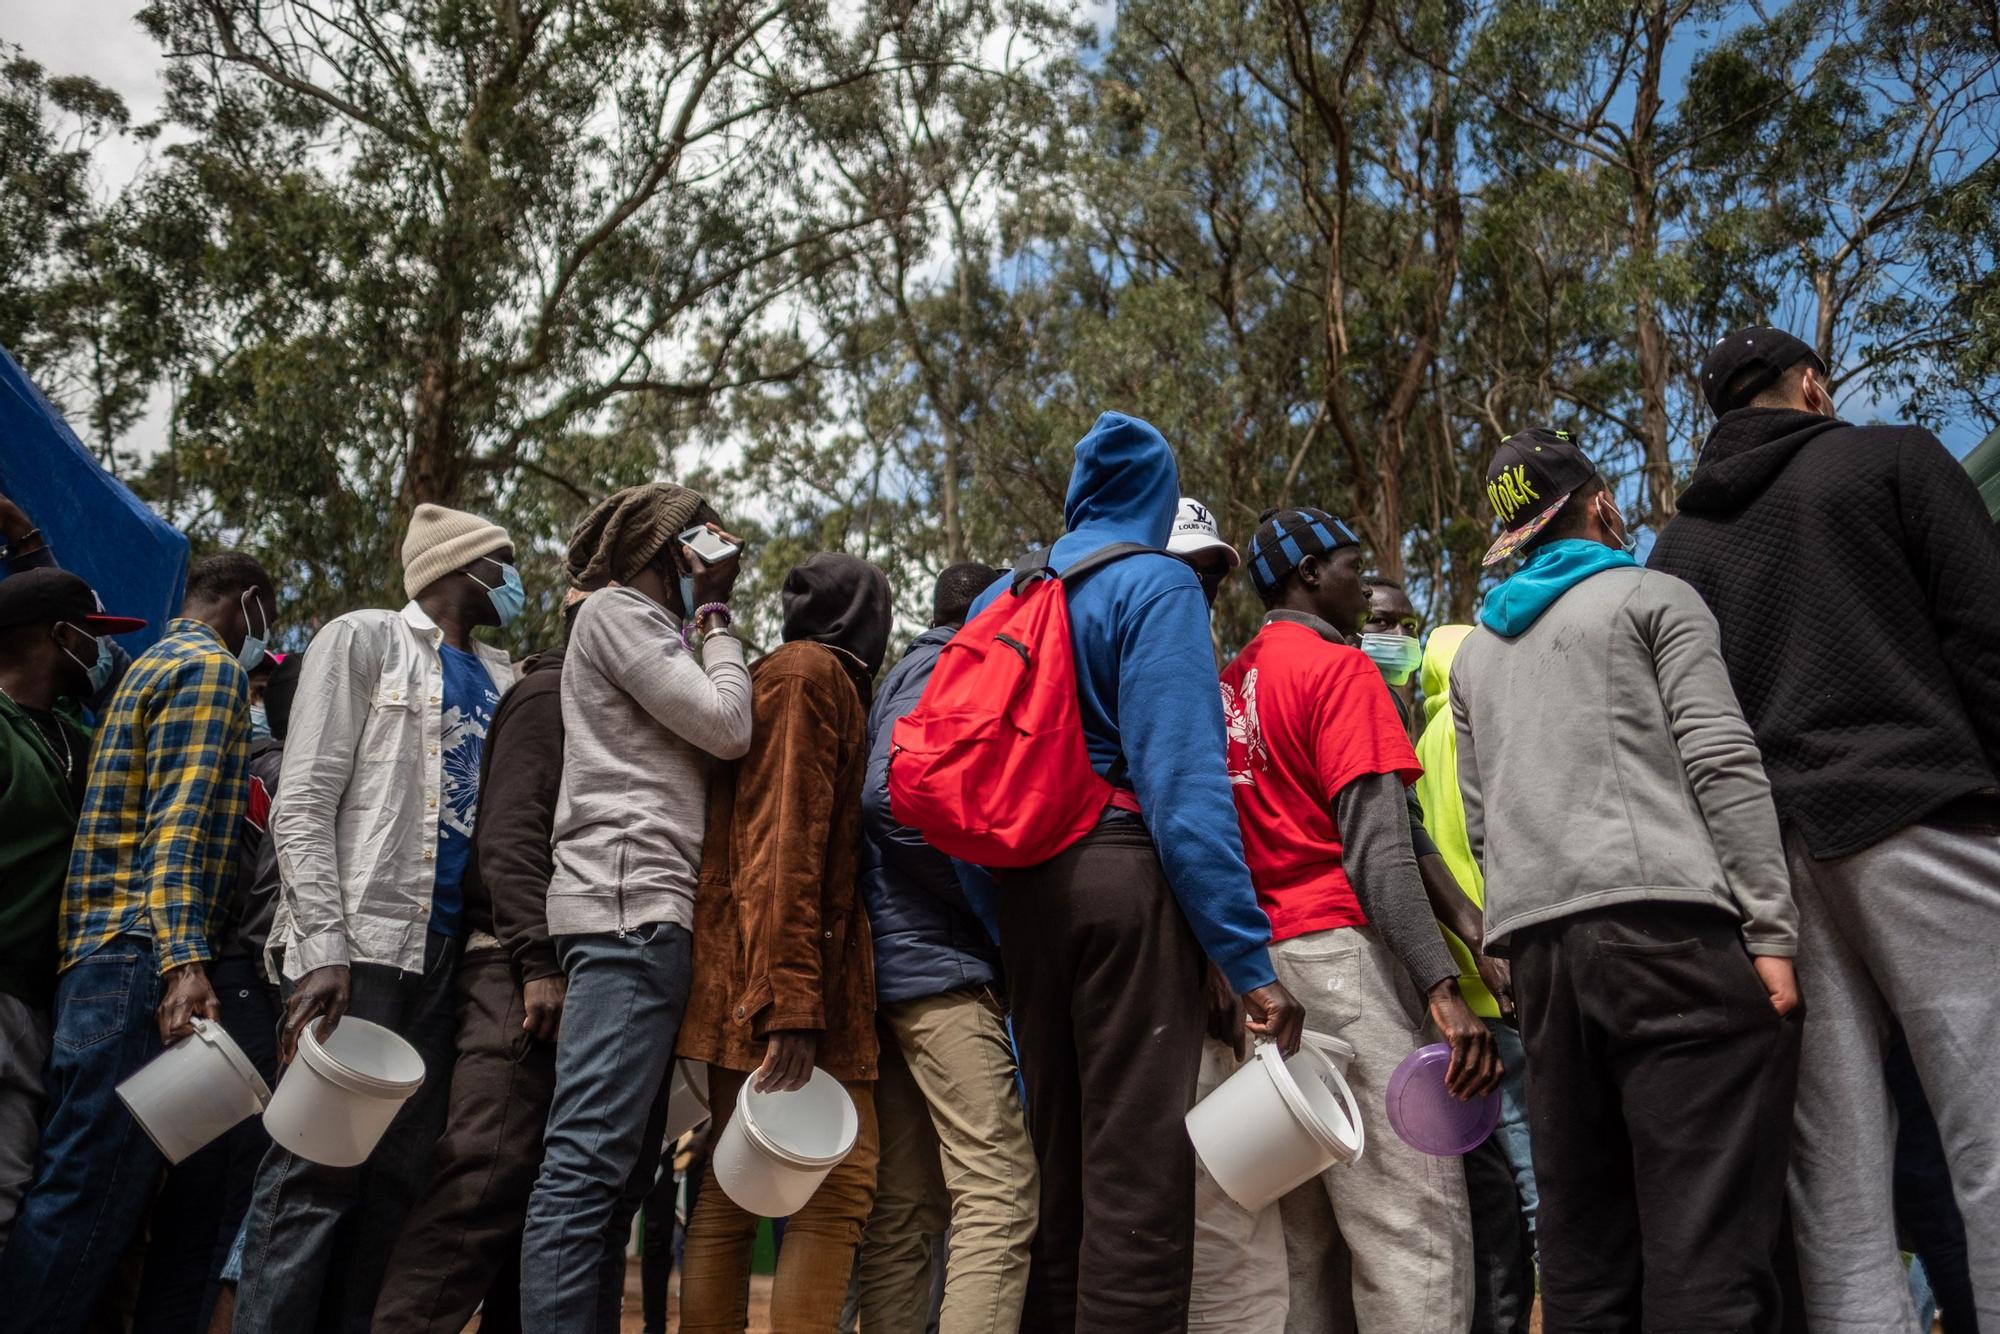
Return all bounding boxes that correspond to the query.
[1222,668,1265,785]
[1221,621,1422,944]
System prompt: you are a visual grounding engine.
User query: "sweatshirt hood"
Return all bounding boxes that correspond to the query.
[1419,624,1474,722]
[1481,540,1637,638]
[1678,408,1846,516]
[1053,412,1181,563]
[522,644,566,676]
[781,552,893,678]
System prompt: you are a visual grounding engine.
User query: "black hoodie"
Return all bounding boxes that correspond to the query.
[463,645,566,982]
[1650,408,2000,858]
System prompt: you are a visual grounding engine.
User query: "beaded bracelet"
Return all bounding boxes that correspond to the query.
[681,602,735,652]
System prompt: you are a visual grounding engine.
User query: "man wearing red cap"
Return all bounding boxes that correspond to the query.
[0,552,276,1332]
[0,569,148,1252]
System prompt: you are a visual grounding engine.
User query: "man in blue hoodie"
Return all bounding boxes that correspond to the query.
[854,561,1038,1334]
[1451,428,1802,1331]
[964,412,1303,1333]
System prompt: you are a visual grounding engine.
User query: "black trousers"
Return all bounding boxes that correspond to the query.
[1512,903,1801,1334]
[372,947,557,1334]
[1465,1124,1535,1334]
[235,931,462,1334]
[1889,1027,1979,1331]
[997,815,1206,1334]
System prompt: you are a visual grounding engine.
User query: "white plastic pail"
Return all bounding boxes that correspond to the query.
[116,1017,271,1164]
[1185,1029,1365,1213]
[664,1060,712,1144]
[711,1068,859,1217]
[262,1017,425,1167]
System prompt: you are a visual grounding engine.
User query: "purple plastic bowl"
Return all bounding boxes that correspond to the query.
[1384,1042,1501,1156]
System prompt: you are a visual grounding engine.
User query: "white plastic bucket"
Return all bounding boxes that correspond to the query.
[116,1017,271,1164]
[262,1017,426,1167]
[1185,1029,1365,1213]
[711,1068,859,1217]
[663,1059,712,1144]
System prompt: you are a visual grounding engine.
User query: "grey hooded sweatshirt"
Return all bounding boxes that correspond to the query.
[1450,555,1796,957]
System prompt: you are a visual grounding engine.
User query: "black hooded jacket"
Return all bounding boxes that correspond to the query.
[1649,408,2000,858]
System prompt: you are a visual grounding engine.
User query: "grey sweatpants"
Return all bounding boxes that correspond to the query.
[1271,927,1473,1334]
[0,992,51,1252]
[1786,819,2000,1333]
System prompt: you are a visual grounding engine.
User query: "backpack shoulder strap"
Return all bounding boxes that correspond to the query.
[1010,547,1055,596]
[1058,541,1162,588]
[1010,541,1162,596]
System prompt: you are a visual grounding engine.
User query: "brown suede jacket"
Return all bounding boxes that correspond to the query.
[677,640,879,1081]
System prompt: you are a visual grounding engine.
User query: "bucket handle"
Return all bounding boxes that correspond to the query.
[1261,1029,1367,1162]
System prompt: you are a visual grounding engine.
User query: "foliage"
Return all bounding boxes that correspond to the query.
[3,0,1996,653]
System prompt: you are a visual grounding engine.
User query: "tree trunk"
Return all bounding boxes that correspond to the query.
[1630,4,1675,527]
[404,345,463,511]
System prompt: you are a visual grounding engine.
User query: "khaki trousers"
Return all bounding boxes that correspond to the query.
[680,1067,879,1334]
[856,988,1038,1334]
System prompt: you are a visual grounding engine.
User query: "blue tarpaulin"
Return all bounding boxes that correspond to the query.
[0,345,188,652]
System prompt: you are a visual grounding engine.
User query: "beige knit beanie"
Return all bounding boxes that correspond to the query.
[402,503,513,599]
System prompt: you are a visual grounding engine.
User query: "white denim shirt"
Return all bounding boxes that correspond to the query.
[270,602,515,979]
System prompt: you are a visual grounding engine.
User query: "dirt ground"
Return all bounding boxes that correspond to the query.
[465,1271,773,1331]
[470,1279,1947,1332]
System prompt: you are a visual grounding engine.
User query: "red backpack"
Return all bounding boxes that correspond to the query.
[888,543,1154,868]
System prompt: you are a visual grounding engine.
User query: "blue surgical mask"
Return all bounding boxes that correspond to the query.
[1359,632,1423,686]
[60,624,116,695]
[237,588,270,671]
[249,705,272,742]
[679,573,698,623]
[470,559,526,627]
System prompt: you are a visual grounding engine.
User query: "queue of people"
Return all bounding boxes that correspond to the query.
[0,320,1993,1334]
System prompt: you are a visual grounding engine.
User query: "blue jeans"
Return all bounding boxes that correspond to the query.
[235,931,462,1334]
[0,934,166,1334]
[1488,1020,1538,1245]
[522,923,693,1333]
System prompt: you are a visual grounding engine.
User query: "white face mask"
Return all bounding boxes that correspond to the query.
[1599,495,1638,555]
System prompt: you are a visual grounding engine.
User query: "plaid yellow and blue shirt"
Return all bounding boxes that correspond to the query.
[62,618,250,974]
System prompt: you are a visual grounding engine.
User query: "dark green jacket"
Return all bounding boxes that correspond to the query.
[0,693,88,1006]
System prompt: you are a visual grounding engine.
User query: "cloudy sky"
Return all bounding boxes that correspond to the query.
[16,3,172,189]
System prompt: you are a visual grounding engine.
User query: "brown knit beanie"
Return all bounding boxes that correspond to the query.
[565,483,718,590]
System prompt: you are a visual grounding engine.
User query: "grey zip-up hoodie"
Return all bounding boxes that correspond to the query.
[1449,555,1796,957]
[545,586,753,937]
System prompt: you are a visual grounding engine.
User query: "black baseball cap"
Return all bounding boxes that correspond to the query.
[1482,427,1598,566]
[1699,327,1827,415]
[0,568,148,634]
[1246,508,1361,600]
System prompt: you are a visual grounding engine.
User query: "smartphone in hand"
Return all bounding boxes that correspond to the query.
[679,525,741,565]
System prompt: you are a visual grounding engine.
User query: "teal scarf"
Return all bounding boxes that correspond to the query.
[1481,540,1637,638]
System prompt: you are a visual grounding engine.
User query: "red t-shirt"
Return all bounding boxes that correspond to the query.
[1220,619,1422,943]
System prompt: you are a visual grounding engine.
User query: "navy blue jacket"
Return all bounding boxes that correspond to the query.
[859,625,1002,1005]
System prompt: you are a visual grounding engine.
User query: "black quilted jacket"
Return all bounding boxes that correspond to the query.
[1650,408,2000,859]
